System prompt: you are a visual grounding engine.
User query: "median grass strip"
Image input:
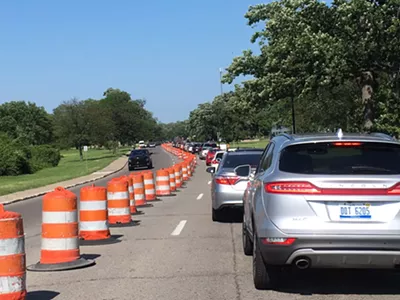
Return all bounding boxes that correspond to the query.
[230,139,269,149]
[0,147,131,196]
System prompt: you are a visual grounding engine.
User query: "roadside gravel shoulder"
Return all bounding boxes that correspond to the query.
[0,153,129,205]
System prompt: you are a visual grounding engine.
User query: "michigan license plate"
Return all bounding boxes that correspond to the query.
[328,202,373,220]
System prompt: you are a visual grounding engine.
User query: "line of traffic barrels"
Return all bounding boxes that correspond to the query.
[0,145,196,299]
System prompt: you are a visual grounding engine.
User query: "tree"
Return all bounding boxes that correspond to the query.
[0,101,54,145]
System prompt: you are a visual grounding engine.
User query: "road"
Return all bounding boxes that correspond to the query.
[6,146,400,299]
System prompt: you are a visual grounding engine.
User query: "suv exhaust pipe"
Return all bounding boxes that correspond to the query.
[294,258,310,269]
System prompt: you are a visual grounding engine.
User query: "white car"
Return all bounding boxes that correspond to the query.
[138,141,146,148]
[211,151,225,170]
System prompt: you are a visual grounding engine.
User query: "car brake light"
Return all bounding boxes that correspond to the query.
[261,238,296,245]
[211,160,219,164]
[215,176,239,185]
[265,181,400,195]
[332,142,362,146]
[265,182,321,194]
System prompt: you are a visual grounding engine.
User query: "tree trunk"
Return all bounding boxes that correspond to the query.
[79,145,83,161]
[359,71,375,132]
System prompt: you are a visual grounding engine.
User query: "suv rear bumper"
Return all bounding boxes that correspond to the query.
[258,237,400,269]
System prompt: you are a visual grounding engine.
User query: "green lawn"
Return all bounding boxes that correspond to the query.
[229,139,270,149]
[0,147,131,196]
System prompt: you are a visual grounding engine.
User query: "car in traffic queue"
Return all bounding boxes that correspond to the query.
[242,130,400,290]
[205,148,220,166]
[210,150,225,170]
[147,141,156,148]
[128,149,153,171]
[206,149,263,222]
[199,142,218,160]
[138,140,146,149]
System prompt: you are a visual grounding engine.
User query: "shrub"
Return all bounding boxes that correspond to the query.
[29,145,61,172]
[0,134,31,176]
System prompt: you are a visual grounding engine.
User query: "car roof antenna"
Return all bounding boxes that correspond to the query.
[337,128,343,139]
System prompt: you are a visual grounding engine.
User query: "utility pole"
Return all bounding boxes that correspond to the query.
[291,95,296,134]
[219,68,223,95]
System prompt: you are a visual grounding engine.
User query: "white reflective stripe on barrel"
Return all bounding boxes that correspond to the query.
[157,185,170,191]
[80,201,107,211]
[0,275,25,294]
[128,186,133,193]
[42,211,77,224]
[0,237,25,256]
[107,192,129,200]
[135,194,144,200]
[41,237,78,251]
[133,183,144,189]
[144,179,153,185]
[145,189,155,194]
[156,176,169,181]
[108,207,130,216]
[79,221,108,231]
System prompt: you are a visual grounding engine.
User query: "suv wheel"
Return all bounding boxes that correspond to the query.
[212,208,222,222]
[253,234,280,290]
[242,221,253,256]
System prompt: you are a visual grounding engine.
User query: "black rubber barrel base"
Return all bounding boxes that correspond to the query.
[109,220,138,228]
[79,235,121,246]
[27,258,95,272]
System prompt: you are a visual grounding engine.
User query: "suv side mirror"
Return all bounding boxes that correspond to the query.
[234,164,251,177]
[206,167,216,174]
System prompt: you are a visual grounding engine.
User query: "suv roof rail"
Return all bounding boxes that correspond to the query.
[369,132,396,141]
[279,133,294,140]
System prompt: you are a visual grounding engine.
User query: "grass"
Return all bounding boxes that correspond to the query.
[0,147,131,196]
[229,139,270,149]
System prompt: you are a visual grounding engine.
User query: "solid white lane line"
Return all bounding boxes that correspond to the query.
[208,181,211,185]
[171,220,187,236]
[196,193,204,200]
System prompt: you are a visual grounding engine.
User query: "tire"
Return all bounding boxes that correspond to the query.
[242,221,253,256]
[212,208,223,222]
[253,234,280,290]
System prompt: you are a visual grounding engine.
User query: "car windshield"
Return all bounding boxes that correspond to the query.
[221,153,262,168]
[130,150,148,156]
[279,142,400,174]
[203,143,217,148]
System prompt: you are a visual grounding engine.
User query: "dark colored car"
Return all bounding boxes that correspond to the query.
[128,149,153,171]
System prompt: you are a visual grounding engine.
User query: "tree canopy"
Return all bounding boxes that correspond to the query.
[184,0,400,140]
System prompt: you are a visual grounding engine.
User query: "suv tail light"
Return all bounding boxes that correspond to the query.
[265,181,400,195]
[215,176,239,185]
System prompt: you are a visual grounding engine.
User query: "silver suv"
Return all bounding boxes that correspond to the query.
[243,131,400,290]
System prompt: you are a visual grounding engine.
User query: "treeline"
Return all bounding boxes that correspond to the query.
[185,0,400,142]
[0,88,166,176]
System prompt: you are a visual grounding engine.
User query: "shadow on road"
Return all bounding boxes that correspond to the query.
[215,208,243,223]
[27,290,60,299]
[276,269,400,295]
[80,253,101,260]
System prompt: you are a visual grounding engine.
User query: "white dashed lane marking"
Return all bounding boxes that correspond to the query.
[196,193,204,200]
[171,220,187,236]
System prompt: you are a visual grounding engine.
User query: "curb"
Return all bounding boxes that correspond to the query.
[2,158,129,206]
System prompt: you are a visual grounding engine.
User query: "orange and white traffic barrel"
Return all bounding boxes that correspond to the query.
[155,169,171,196]
[143,171,156,201]
[181,162,189,181]
[107,179,134,227]
[186,160,192,178]
[168,167,176,191]
[174,165,182,188]
[132,173,147,207]
[78,184,120,245]
[0,204,26,299]
[27,187,95,271]
[120,175,138,215]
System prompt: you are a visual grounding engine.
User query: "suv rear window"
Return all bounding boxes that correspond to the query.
[222,153,262,168]
[279,142,400,174]
[215,152,224,160]
[203,143,217,148]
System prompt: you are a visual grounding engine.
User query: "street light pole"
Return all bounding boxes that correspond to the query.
[219,68,223,95]
[291,95,296,134]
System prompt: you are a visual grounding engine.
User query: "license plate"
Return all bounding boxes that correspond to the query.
[328,202,373,221]
[339,203,371,219]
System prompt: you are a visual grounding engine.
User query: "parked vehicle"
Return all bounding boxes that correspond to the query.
[148,141,156,148]
[243,130,400,290]
[138,140,146,149]
[206,150,263,221]
[128,149,153,171]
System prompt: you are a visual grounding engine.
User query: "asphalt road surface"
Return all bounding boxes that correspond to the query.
[6,147,400,299]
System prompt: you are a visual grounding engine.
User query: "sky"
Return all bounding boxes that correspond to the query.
[0,0,265,123]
